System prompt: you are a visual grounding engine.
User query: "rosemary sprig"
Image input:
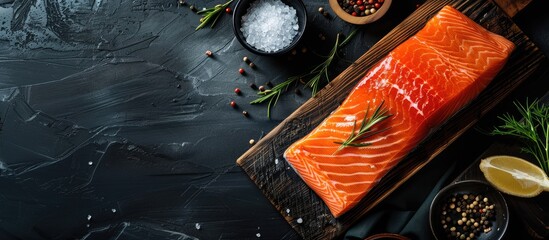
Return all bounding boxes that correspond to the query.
[249,77,298,119]
[333,100,392,154]
[491,99,549,175]
[195,0,233,31]
[250,29,358,118]
[304,29,358,96]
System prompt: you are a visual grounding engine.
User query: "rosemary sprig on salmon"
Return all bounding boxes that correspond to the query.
[333,101,392,154]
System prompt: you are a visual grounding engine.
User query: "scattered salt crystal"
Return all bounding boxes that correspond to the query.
[86,224,90,228]
[195,223,201,230]
[241,0,299,53]
[286,208,290,214]
[274,158,279,165]
[296,218,303,224]
[111,208,117,213]
[87,215,92,221]
[256,233,261,238]
[88,161,93,166]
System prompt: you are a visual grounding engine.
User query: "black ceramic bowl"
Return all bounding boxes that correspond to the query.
[429,180,509,240]
[232,0,307,56]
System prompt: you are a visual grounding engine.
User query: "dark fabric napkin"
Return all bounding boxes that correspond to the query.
[344,155,458,240]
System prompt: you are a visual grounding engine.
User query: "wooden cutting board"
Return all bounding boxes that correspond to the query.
[236,0,545,239]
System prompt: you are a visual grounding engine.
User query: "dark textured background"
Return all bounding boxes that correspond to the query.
[0,0,547,239]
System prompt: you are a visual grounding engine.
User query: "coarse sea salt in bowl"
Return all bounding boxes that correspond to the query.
[233,0,307,56]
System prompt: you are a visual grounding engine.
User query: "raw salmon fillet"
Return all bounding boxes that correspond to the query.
[283,6,514,218]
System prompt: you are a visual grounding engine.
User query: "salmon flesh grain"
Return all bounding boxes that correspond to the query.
[283,6,515,218]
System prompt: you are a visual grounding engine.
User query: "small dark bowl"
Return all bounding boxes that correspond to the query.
[232,0,307,56]
[429,180,509,240]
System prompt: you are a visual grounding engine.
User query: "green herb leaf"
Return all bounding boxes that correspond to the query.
[250,28,359,118]
[195,0,233,31]
[333,100,392,154]
[491,99,549,175]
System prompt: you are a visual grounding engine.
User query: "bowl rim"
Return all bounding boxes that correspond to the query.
[328,0,392,25]
[428,180,509,240]
[232,0,308,56]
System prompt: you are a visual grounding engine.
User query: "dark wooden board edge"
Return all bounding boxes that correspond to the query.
[492,0,533,17]
[236,0,547,239]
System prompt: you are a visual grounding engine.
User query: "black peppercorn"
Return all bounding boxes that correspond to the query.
[440,193,496,239]
[337,0,384,16]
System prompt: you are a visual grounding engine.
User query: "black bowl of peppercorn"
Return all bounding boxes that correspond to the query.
[329,0,391,25]
[429,180,509,240]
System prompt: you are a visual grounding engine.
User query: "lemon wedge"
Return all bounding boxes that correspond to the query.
[479,155,549,197]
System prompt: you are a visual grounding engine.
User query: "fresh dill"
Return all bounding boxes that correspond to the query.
[491,99,549,175]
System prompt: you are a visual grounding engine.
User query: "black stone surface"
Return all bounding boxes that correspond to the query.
[0,0,546,239]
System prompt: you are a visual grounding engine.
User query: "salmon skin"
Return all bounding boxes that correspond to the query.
[283,6,514,218]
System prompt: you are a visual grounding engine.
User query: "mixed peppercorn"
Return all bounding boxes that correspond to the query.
[337,0,385,17]
[440,193,497,240]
